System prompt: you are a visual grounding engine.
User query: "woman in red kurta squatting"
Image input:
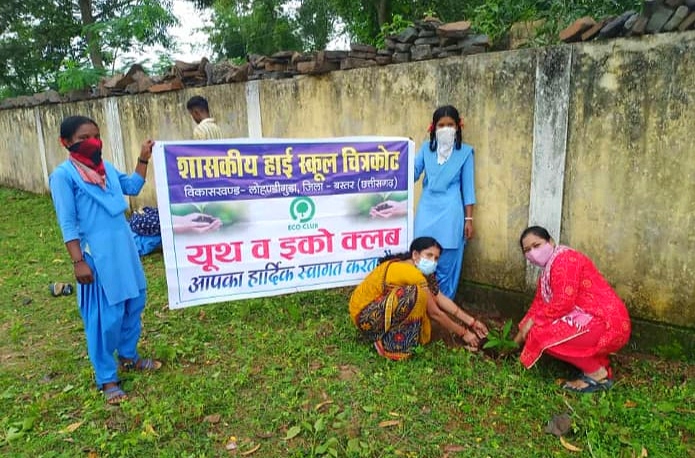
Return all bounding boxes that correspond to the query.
[513,226,631,393]
[50,116,162,405]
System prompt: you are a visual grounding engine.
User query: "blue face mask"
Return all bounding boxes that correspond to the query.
[416,257,437,275]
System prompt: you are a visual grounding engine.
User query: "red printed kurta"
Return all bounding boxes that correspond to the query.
[520,249,631,368]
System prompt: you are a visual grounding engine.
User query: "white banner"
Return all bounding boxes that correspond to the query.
[152,137,415,309]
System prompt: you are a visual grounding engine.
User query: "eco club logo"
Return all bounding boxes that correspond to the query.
[288,196,318,230]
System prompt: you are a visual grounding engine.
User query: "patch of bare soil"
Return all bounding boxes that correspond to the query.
[338,364,359,381]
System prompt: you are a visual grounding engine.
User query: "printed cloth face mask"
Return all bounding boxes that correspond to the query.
[435,126,456,164]
[69,137,104,166]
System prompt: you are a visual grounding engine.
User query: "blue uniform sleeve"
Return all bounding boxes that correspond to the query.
[49,168,80,243]
[414,142,426,181]
[118,170,146,196]
[461,149,476,206]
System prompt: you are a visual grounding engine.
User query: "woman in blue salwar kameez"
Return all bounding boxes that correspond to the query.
[50,116,161,405]
[414,106,476,299]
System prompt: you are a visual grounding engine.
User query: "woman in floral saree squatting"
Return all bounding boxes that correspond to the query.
[349,237,488,360]
[514,226,631,393]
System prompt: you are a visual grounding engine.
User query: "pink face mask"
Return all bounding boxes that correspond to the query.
[525,242,555,267]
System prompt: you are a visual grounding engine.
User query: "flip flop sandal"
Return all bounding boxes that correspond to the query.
[119,357,163,372]
[103,385,128,405]
[49,282,74,297]
[563,375,613,393]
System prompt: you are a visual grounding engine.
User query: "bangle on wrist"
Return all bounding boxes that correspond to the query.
[464,217,473,221]
[138,158,149,165]
[72,258,84,265]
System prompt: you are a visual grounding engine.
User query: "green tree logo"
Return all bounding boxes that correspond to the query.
[289,197,316,223]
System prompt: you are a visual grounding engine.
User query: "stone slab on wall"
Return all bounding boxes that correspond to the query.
[563,32,695,327]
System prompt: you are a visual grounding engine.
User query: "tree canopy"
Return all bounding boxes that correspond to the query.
[0,0,177,97]
[1,0,644,98]
[203,0,642,60]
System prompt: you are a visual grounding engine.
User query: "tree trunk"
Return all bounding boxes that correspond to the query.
[376,0,390,26]
[78,0,104,69]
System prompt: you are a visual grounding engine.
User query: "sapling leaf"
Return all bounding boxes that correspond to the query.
[502,319,513,338]
[482,320,518,352]
[482,339,497,350]
[284,425,301,440]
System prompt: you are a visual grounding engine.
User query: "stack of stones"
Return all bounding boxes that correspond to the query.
[381,17,489,64]
[341,44,380,69]
[245,50,348,77]
[247,51,299,79]
[295,51,346,74]
[559,0,695,43]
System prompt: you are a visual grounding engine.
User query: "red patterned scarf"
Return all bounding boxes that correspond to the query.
[68,137,106,176]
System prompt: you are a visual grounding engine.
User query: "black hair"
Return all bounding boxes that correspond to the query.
[186,95,210,112]
[519,226,552,249]
[378,236,443,265]
[428,105,463,151]
[60,116,98,141]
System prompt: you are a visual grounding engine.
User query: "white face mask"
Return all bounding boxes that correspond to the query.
[416,257,437,275]
[435,126,456,164]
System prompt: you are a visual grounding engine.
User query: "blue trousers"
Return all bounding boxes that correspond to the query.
[78,255,145,388]
[437,242,465,299]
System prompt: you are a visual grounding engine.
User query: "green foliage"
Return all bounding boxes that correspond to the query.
[137,53,175,76]
[654,341,687,361]
[469,0,540,44]
[375,14,413,49]
[0,0,177,98]
[482,319,519,352]
[0,0,80,97]
[327,0,412,47]
[83,0,178,71]
[295,0,337,51]
[56,60,106,94]
[208,0,303,59]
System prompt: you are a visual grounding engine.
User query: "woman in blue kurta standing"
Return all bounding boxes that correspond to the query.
[413,105,476,299]
[50,115,162,405]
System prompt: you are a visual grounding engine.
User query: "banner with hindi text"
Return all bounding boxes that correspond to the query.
[152,137,414,309]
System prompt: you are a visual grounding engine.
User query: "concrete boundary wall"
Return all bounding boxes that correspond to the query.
[1,32,694,340]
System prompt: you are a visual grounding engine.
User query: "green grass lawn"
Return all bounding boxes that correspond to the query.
[1,187,693,457]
